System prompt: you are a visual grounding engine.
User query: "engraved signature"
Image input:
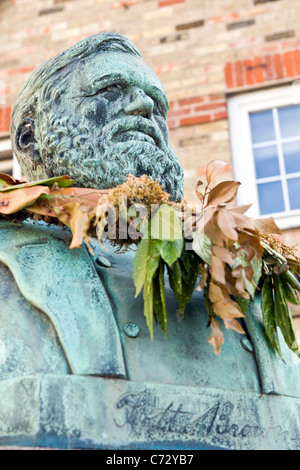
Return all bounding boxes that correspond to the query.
[115,391,261,442]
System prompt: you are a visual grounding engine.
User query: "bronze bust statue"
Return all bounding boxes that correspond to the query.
[0,32,299,450]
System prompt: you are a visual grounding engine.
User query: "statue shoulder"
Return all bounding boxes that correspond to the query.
[0,219,126,378]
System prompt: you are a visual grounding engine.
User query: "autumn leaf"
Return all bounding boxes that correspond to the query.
[208,317,224,355]
[195,180,204,202]
[213,300,244,319]
[223,318,245,334]
[217,210,238,242]
[254,217,282,235]
[0,186,51,214]
[206,181,241,207]
[0,172,27,189]
[206,160,229,185]
[0,175,74,192]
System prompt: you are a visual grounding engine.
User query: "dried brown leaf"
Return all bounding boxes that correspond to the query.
[195,180,204,203]
[212,245,234,265]
[211,254,226,285]
[207,181,241,207]
[229,203,253,215]
[217,210,238,242]
[209,282,224,303]
[254,217,282,235]
[223,318,245,334]
[0,186,51,214]
[213,300,244,319]
[206,160,229,185]
[208,317,224,355]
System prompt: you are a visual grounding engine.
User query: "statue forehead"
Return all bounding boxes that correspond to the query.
[70,51,167,100]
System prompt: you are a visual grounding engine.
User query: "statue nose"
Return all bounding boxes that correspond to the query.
[125,88,154,118]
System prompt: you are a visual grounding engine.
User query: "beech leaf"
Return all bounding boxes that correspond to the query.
[206,160,229,185]
[223,318,245,334]
[207,181,241,207]
[196,180,204,202]
[208,317,224,355]
[254,217,282,235]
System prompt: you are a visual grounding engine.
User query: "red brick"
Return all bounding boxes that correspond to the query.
[264,55,274,81]
[154,63,179,74]
[209,93,225,101]
[284,51,295,78]
[207,12,239,24]
[282,38,300,50]
[273,54,284,79]
[178,96,205,106]
[180,115,211,127]
[168,107,191,117]
[194,102,226,112]
[294,50,300,76]
[167,119,177,129]
[158,0,185,7]
[224,62,234,88]
[253,57,265,83]
[213,111,228,121]
[235,61,244,87]
[8,66,35,76]
[244,59,255,85]
[0,106,11,133]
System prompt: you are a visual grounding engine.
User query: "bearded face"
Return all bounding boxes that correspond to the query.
[14,49,184,202]
[38,111,184,201]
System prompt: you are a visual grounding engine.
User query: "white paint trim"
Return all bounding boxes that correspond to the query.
[228,85,300,229]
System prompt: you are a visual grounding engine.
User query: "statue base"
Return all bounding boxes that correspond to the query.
[0,374,300,450]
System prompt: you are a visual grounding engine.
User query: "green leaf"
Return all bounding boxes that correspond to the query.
[168,250,199,314]
[153,261,167,337]
[236,297,250,314]
[280,274,300,305]
[261,276,282,357]
[168,259,182,296]
[192,231,212,266]
[280,270,300,293]
[157,239,183,267]
[143,279,154,341]
[151,204,182,241]
[0,175,74,192]
[273,274,300,357]
[133,237,161,297]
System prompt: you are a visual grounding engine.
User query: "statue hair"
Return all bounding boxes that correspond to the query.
[10,32,143,153]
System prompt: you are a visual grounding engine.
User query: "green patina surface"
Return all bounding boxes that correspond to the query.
[0,32,299,449]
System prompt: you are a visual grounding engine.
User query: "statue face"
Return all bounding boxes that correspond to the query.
[18,49,184,201]
[67,51,171,155]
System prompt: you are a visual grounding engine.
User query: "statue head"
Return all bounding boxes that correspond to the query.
[11,32,184,201]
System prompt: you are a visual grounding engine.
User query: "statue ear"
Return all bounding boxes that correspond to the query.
[16,118,40,161]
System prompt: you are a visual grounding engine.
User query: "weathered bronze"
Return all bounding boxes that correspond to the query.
[0,33,299,450]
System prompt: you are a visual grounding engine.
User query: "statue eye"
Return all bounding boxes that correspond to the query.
[154,100,166,118]
[102,84,123,92]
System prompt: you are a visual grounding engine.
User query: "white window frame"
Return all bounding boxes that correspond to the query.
[0,138,22,179]
[228,85,300,230]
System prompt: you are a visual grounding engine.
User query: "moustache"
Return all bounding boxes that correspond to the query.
[100,116,169,153]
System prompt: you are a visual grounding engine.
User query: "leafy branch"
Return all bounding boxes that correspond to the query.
[0,162,299,358]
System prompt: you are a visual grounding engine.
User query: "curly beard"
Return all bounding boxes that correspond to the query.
[36,113,184,202]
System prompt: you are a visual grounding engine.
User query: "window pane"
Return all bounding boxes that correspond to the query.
[278,105,300,139]
[250,110,275,144]
[253,145,280,179]
[282,140,300,174]
[257,181,285,215]
[287,178,300,210]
